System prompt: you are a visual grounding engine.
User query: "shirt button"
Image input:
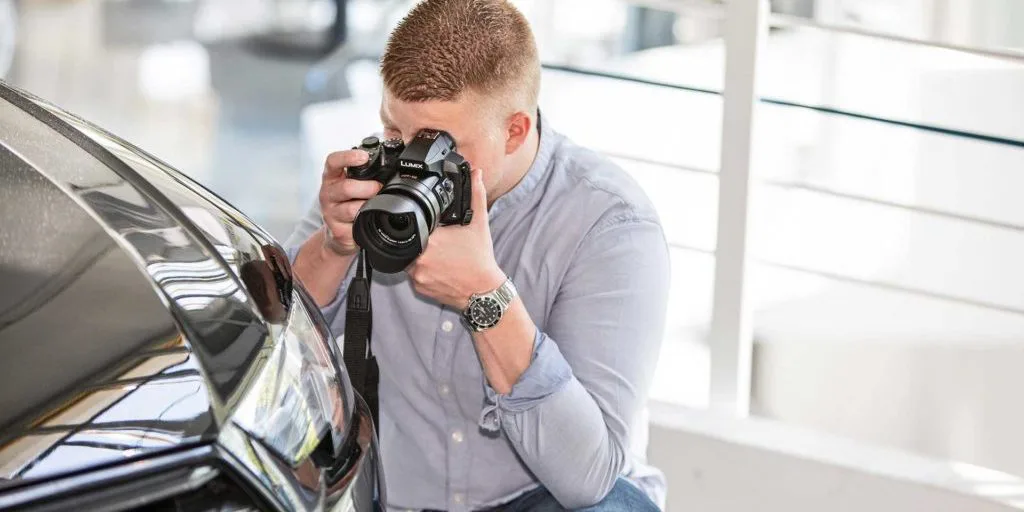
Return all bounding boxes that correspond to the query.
[451,430,464,443]
[439,383,451,396]
[441,320,454,332]
[453,493,465,504]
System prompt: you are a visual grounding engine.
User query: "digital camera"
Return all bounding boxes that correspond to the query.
[348,129,473,273]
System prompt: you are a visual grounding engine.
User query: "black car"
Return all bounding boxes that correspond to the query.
[0,80,383,511]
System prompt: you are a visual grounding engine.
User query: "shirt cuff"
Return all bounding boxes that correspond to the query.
[479,330,574,432]
[286,243,351,322]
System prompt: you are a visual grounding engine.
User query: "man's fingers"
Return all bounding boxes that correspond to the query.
[322,178,383,203]
[342,178,383,200]
[324,200,366,224]
[323,149,370,179]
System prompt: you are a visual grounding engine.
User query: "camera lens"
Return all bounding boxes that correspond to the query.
[374,212,416,246]
[353,192,433,273]
[387,214,410,232]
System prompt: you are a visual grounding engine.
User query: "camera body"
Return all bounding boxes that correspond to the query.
[347,129,474,273]
[348,130,474,227]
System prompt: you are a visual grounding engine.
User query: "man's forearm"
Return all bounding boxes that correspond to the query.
[500,376,625,508]
[292,227,356,307]
[479,326,627,509]
[471,300,536,394]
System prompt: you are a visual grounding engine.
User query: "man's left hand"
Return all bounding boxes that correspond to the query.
[407,168,506,310]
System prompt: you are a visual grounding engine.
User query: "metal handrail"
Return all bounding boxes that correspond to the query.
[604,150,1024,235]
[754,254,1024,317]
[664,240,1024,317]
[761,179,1024,235]
[770,12,1024,64]
[541,63,1024,150]
[626,0,1024,64]
[546,66,1024,316]
[605,146,1024,314]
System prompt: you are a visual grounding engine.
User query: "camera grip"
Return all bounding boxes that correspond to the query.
[458,163,474,225]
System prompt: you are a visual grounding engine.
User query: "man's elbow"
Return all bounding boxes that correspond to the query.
[554,476,618,510]
[550,450,625,509]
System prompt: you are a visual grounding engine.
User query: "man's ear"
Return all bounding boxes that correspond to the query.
[504,111,532,155]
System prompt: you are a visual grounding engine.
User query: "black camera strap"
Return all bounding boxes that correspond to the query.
[343,250,380,428]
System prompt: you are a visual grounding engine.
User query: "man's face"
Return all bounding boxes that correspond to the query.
[380,90,508,198]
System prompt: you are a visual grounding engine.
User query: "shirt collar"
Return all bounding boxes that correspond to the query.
[488,110,556,220]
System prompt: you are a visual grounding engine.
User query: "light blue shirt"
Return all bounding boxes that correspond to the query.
[286,115,669,511]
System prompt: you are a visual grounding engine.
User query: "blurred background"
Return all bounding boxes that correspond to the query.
[4,0,1024,509]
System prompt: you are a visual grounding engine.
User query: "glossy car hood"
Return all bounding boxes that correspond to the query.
[0,143,202,486]
[0,82,351,491]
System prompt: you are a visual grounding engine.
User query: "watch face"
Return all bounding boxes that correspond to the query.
[470,297,502,327]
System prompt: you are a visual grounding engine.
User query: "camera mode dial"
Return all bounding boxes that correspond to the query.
[348,137,383,179]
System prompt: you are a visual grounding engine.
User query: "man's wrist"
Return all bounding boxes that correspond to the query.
[469,299,535,394]
[320,225,359,259]
[464,264,508,310]
[293,228,357,307]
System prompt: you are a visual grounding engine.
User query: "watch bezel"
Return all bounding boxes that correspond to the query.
[462,278,517,332]
[466,296,502,330]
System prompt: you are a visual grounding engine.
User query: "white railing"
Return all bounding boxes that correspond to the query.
[596,0,1024,414]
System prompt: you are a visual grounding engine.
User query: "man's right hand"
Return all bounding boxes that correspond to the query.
[318,149,384,257]
[292,149,384,307]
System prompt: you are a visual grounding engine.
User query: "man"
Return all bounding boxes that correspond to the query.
[285,1,669,510]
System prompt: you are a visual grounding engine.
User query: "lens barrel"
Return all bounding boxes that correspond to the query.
[352,188,433,273]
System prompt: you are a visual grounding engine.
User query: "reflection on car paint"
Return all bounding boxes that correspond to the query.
[0,339,211,482]
[0,82,377,511]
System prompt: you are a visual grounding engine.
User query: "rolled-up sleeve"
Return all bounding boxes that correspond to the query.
[480,217,670,509]
[479,330,573,431]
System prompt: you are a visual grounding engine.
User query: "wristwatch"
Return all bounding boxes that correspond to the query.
[463,277,518,332]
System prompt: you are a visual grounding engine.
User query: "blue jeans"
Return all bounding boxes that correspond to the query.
[490,478,659,512]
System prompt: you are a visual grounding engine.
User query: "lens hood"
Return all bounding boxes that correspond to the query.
[353,193,431,273]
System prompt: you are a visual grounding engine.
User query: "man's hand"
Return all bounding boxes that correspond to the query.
[319,149,383,257]
[407,169,506,310]
[292,149,382,306]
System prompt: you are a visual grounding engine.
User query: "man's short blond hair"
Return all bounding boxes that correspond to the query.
[381,0,540,116]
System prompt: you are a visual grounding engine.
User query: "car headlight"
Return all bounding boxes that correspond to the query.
[231,288,351,466]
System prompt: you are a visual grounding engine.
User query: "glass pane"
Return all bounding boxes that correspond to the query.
[526,0,1024,479]
[518,0,725,407]
[744,6,1024,478]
